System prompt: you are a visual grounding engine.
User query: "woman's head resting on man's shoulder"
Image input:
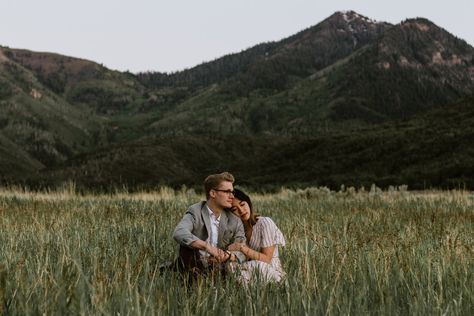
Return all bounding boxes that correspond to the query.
[231,188,258,225]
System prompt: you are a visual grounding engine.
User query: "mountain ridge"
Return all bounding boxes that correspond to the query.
[1,11,473,190]
[137,11,392,92]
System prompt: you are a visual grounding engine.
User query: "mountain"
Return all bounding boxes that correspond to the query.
[0,48,98,171]
[325,18,474,121]
[36,95,474,191]
[132,12,474,137]
[138,11,391,91]
[1,11,473,190]
[0,46,150,180]
[3,48,146,114]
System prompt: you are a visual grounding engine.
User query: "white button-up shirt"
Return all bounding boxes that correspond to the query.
[207,206,220,247]
[199,205,221,262]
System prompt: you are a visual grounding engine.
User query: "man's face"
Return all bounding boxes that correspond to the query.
[210,181,234,209]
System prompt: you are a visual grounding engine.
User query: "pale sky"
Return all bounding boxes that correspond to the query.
[1,0,472,73]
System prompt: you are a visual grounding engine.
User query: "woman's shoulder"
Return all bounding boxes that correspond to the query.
[255,216,278,229]
[255,216,285,246]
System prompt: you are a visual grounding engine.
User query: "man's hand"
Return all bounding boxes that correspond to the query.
[206,245,230,263]
[189,240,232,263]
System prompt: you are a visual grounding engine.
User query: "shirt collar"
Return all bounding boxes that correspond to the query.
[206,205,220,220]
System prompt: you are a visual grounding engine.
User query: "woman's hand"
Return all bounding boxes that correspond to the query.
[227,242,244,252]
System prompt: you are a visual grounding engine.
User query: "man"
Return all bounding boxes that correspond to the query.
[173,171,246,276]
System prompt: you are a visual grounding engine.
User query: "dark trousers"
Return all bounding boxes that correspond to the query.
[177,246,226,281]
[177,246,205,272]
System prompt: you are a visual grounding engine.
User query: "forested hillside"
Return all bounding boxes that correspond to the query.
[1,11,473,190]
[35,95,474,191]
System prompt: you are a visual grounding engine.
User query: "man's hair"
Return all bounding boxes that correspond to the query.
[204,172,234,200]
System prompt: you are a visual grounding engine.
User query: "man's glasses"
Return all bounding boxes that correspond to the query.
[213,189,235,195]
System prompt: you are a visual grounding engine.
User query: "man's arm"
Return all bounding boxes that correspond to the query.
[173,212,200,247]
[229,217,247,263]
[191,239,229,263]
[173,209,228,262]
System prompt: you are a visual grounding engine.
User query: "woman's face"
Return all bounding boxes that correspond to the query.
[231,197,251,221]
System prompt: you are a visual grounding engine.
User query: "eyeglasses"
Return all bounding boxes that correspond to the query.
[213,189,235,195]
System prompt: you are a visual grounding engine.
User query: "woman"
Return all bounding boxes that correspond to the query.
[227,188,286,284]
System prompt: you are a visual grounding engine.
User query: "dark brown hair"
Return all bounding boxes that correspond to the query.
[204,171,234,200]
[232,188,258,227]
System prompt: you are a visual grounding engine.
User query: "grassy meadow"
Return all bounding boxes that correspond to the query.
[0,185,472,315]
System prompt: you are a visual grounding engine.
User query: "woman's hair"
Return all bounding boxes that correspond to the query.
[233,188,258,227]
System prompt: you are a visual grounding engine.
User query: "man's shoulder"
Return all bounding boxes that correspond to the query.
[225,211,243,224]
[187,201,207,213]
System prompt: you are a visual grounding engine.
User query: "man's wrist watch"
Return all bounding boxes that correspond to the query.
[224,250,232,262]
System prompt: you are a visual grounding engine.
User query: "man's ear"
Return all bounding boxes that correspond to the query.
[209,190,216,199]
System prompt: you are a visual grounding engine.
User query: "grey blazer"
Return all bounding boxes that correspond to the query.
[173,201,246,263]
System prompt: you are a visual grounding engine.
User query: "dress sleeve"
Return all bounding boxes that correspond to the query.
[259,217,286,248]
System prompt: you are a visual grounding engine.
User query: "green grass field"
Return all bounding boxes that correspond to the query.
[0,186,472,315]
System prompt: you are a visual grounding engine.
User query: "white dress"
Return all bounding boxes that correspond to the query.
[236,216,286,284]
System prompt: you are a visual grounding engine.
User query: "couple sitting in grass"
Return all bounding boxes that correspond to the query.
[173,172,286,285]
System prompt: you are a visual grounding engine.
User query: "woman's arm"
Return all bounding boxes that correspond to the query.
[227,217,282,264]
[230,243,275,264]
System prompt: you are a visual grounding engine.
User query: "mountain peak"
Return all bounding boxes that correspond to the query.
[321,10,392,38]
[399,18,437,31]
[330,10,386,26]
[381,16,474,57]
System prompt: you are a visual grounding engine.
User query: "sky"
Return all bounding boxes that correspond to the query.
[1,0,473,73]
